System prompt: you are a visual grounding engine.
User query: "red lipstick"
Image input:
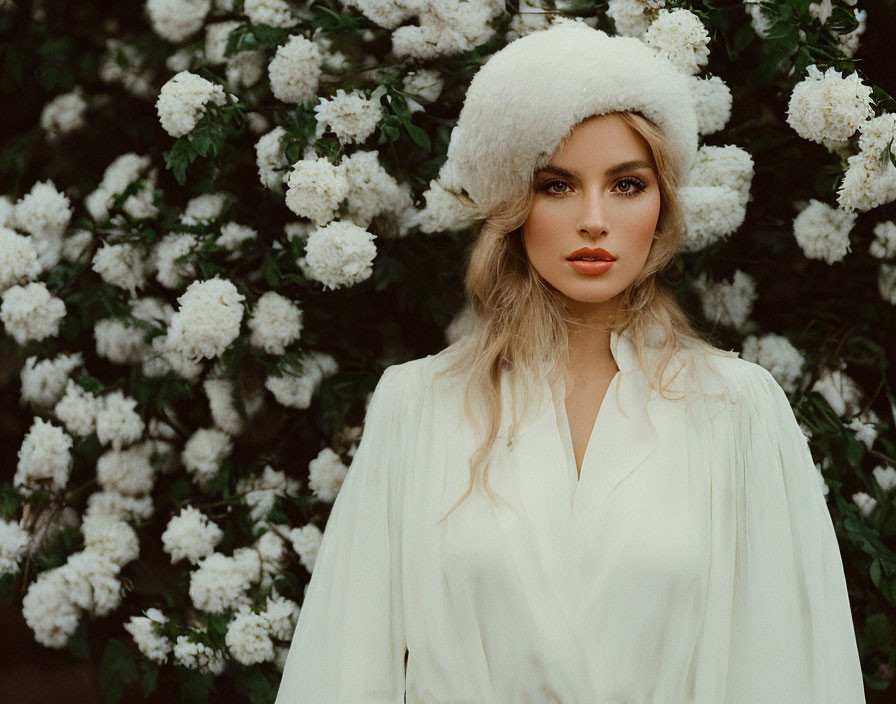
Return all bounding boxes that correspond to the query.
[566,247,615,275]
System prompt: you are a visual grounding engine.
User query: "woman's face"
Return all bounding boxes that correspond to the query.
[521,113,661,322]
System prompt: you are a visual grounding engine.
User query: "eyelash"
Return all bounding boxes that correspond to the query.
[541,177,648,198]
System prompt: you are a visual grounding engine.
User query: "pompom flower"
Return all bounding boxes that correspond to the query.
[300,220,377,290]
[155,70,228,138]
[786,65,873,145]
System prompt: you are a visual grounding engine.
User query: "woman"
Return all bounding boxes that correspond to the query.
[275,20,866,703]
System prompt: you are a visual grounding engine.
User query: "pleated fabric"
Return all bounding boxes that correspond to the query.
[274,325,865,704]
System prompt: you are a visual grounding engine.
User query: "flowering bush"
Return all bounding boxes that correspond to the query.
[0,0,895,701]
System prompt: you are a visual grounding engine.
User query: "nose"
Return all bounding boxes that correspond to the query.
[576,188,608,239]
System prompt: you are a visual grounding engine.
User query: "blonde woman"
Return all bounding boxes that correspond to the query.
[275,21,866,703]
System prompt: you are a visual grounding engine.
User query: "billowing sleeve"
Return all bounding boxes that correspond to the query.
[274,364,419,703]
[724,365,865,703]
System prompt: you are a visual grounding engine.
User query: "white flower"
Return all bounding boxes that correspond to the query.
[40,89,87,141]
[217,221,258,255]
[226,608,274,665]
[812,366,862,417]
[678,186,746,252]
[245,0,297,27]
[246,111,269,134]
[643,9,709,75]
[265,352,338,409]
[684,145,754,207]
[344,0,417,29]
[268,35,322,104]
[285,156,349,224]
[61,229,93,263]
[203,375,264,435]
[872,465,896,492]
[124,608,172,664]
[96,443,155,495]
[180,192,229,225]
[59,550,122,616]
[1,282,66,345]
[173,635,226,675]
[847,412,878,451]
[85,153,158,222]
[144,334,205,380]
[255,529,287,577]
[255,126,290,190]
[204,20,241,64]
[53,378,100,437]
[301,220,376,290]
[153,233,198,288]
[22,568,81,648]
[693,270,757,330]
[94,318,148,365]
[837,114,896,213]
[14,417,72,495]
[182,428,232,487]
[786,65,872,144]
[837,9,866,59]
[0,519,29,575]
[237,465,301,523]
[92,242,149,294]
[870,221,896,259]
[99,38,155,99]
[402,69,444,109]
[0,227,40,291]
[607,0,664,38]
[248,291,303,354]
[166,277,245,361]
[852,491,877,517]
[792,199,855,264]
[82,514,140,567]
[340,150,414,231]
[390,1,500,59]
[741,333,805,394]
[95,390,145,450]
[189,553,253,613]
[262,594,300,640]
[308,447,348,503]
[20,352,83,407]
[226,49,266,90]
[314,89,383,145]
[14,179,72,240]
[288,523,323,573]
[879,263,896,305]
[146,0,210,43]
[162,506,223,564]
[84,490,154,523]
[155,70,228,138]
[686,75,732,135]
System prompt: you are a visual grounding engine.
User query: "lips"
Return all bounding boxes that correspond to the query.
[566,247,616,262]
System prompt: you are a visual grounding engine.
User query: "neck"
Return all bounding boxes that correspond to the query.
[562,297,620,375]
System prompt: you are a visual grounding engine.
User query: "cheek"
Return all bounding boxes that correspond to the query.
[521,203,558,260]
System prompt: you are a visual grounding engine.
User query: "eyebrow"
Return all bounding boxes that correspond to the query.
[535,160,654,178]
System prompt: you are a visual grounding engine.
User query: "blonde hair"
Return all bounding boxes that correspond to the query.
[434,110,723,525]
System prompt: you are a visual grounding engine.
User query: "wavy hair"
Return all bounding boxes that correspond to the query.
[434,110,724,525]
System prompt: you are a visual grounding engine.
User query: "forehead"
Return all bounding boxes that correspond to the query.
[550,114,654,166]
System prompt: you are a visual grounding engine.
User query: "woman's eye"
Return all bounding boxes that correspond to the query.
[543,180,570,194]
[615,177,646,197]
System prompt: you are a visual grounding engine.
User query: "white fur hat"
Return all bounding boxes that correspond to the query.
[438,21,698,215]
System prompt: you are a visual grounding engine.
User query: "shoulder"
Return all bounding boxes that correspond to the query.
[377,339,471,396]
[673,343,789,410]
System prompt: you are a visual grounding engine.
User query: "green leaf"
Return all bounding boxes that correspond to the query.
[76,374,105,393]
[100,639,139,704]
[0,483,20,521]
[403,120,431,152]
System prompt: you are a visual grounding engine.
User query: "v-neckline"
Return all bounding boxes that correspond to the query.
[552,370,621,505]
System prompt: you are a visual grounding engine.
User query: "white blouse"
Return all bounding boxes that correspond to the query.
[274,326,866,703]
